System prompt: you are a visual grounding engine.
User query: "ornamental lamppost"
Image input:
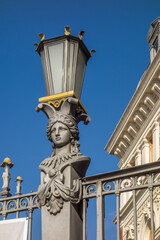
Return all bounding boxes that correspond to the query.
[35,27,92,240]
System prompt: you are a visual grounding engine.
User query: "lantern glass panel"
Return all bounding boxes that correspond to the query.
[75,48,87,98]
[47,42,64,94]
[69,42,75,90]
[41,49,50,94]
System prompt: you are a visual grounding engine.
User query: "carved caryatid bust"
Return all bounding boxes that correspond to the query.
[36,98,90,215]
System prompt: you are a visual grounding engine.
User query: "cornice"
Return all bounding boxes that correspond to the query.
[147,17,160,43]
[119,104,160,168]
[105,50,160,163]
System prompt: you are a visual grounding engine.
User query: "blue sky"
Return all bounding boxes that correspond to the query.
[0,0,160,239]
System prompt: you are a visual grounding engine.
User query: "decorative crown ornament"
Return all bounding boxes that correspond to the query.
[36,97,91,124]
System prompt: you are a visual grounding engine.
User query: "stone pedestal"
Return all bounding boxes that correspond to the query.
[42,201,82,240]
[41,164,87,240]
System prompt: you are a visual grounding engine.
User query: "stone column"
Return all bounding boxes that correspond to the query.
[120,193,127,208]
[150,46,156,62]
[152,121,159,162]
[142,138,149,164]
[135,149,141,166]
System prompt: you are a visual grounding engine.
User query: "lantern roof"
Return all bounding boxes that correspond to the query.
[36,34,91,61]
[35,28,93,100]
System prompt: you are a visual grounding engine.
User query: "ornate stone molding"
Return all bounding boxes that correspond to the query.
[107,80,160,167]
[124,225,134,240]
[105,51,160,166]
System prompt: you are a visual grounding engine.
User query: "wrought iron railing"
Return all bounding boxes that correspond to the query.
[0,158,38,240]
[0,160,160,240]
[0,192,38,240]
[82,161,160,240]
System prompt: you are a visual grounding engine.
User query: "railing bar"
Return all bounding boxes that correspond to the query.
[82,199,87,240]
[0,205,38,215]
[84,176,158,186]
[2,201,7,220]
[133,189,137,240]
[83,161,160,182]
[83,182,160,199]
[150,188,154,240]
[28,209,33,240]
[84,181,160,191]
[96,181,104,240]
[0,192,37,202]
[148,174,154,240]
[3,214,6,220]
[82,194,96,199]
[116,192,120,240]
[16,211,19,218]
[16,198,20,218]
[115,180,120,240]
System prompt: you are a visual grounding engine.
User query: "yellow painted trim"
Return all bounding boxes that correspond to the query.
[48,99,65,108]
[16,176,23,181]
[3,157,11,164]
[39,91,75,103]
[39,91,87,113]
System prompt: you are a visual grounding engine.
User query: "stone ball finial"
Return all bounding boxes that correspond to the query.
[1,157,14,168]
[16,176,23,182]
[3,157,11,164]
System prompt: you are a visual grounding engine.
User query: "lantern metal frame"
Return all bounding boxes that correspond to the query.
[37,35,91,98]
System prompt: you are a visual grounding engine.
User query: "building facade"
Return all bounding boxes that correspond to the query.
[105,18,160,240]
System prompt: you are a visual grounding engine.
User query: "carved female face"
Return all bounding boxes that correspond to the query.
[51,122,72,148]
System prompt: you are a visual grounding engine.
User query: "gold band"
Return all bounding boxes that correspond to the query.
[39,91,87,113]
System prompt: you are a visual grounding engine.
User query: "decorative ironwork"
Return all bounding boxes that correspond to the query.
[85,184,96,197]
[136,175,147,185]
[0,158,38,240]
[103,181,116,193]
[0,193,37,215]
[0,159,160,240]
[82,161,160,240]
[7,200,16,210]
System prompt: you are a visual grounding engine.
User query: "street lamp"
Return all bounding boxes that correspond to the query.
[36,26,91,100]
[36,27,92,240]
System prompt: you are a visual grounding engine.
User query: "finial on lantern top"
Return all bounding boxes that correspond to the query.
[90,49,96,56]
[79,30,85,40]
[64,26,71,35]
[38,33,45,41]
[34,33,45,51]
